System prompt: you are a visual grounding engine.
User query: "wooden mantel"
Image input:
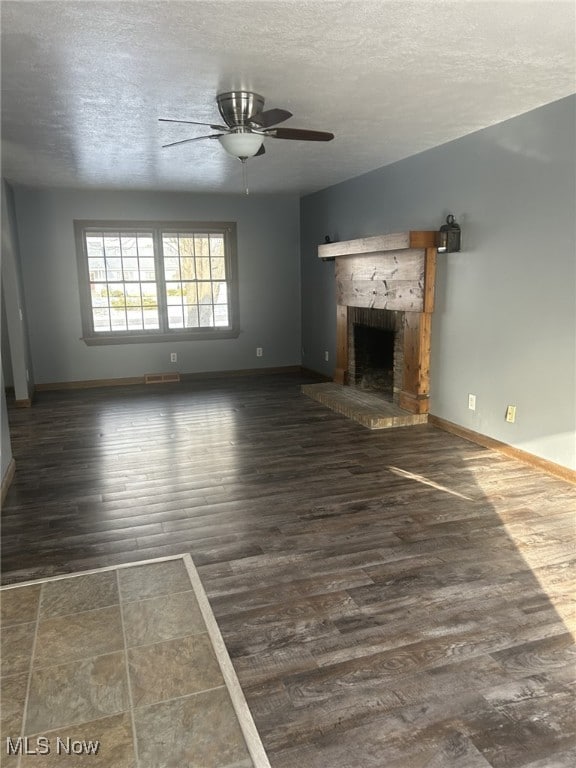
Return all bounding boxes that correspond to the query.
[318,230,437,260]
[319,231,438,415]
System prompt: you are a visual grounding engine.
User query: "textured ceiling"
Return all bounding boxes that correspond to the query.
[2,0,575,195]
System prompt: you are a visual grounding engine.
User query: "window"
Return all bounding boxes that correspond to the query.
[75,221,239,344]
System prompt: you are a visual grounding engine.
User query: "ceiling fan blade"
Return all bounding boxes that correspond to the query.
[162,134,223,148]
[250,108,293,128]
[254,143,266,157]
[267,128,334,142]
[159,118,229,131]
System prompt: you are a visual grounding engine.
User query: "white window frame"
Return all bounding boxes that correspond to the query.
[75,220,240,345]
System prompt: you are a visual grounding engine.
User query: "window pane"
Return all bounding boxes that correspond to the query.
[93,308,110,332]
[110,308,127,329]
[166,282,182,306]
[89,259,106,281]
[105,257,122,282]
[123,258,139,280]
[160,232,228,329]
[164,257,180,280]
[127,308,144,330]
[104,236,121,257]
[91,284,109,307]
[196,258,211,279]
[180,256,195,279]
[182,283,198,305]
[197,283,213,305]
[214,306,229,327]
[125,283,141,307]
[210,257,226,279]
[138,236,154,256]
[194,235,209,258]
[213,282,227,304]
[141,284,158,307]
[143,308,160,329]
[139,257,155,279]
[121,235,138,256]
[199,305,214,326]
[109,286,126,307]
[209,235,224,257]
[168,306,184,328]
[178,236,195,257]
[183,305,199,328]
[163,236,179,256]
[85,229,160,336]
[86,236,104,258]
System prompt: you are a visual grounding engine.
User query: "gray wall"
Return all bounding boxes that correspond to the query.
[301,95,576,471]
[1,369,12,487]
[2,299,14,388]
[12,187,301,383]
[2,180,33,399]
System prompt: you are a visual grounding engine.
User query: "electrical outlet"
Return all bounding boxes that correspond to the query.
[256,347,263,357]
[505,405,516,423]
[170,352,177,363]
[324,351,329,362]
[468,394,476,411]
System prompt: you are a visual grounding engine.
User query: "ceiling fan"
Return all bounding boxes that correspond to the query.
[159,91,334,160]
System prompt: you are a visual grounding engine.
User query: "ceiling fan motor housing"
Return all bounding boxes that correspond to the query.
[217,91,265,127]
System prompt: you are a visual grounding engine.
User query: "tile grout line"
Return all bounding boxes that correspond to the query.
[0,553,186,591]
[19,649,125,676]
[20,709,141,742]
[117,568,141,768]
[133,683,228,708]
[17,585,202,623]
[24,629,212,673]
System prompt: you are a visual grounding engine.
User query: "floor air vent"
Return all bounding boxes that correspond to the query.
[144,372,181,384]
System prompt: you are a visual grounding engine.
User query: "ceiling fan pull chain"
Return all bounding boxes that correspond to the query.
[241,158,249,195]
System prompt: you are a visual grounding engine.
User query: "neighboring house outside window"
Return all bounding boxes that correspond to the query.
[74,220,239,344]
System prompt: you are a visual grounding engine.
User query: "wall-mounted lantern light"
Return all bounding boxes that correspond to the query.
[437,214,461,253]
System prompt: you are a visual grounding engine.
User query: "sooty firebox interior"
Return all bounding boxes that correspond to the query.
[351,324,395,398]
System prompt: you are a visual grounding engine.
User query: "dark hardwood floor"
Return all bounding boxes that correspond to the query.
[2,373,575,767]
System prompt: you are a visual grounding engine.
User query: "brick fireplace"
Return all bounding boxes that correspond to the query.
[347,307,404,403]
[320,231,438,415]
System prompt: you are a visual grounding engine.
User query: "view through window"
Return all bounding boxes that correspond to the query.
[75,221,239,344]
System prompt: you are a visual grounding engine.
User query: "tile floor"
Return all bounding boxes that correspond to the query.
[0,555,269,768]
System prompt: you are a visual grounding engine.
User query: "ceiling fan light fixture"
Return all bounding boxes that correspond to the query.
[218,131,264,158]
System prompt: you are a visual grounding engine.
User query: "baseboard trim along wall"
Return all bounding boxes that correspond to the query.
[35,376,146,391]
[299,367,332,382]
[1,458,16,504]
[429,415,576,484]
[181,366,303,380]
[4,385,35,407]
[33,366,303,392]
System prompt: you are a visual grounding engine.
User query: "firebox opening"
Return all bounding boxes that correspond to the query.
[352,324,395,399]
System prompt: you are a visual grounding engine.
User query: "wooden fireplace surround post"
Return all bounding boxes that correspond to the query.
[318,231,438,415]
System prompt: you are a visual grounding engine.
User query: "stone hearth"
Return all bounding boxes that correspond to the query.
[301,382,428,430]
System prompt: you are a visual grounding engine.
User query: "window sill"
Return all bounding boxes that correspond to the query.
[81,328,240,345]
